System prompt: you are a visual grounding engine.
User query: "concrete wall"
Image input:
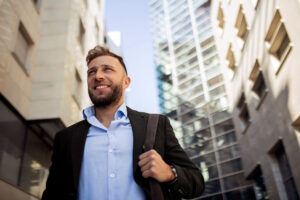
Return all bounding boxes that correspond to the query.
[28,0,105,126]
[211,0,300,199]
[0,0,41,119]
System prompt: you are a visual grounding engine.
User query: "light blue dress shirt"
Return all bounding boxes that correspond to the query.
[77,103,146,200]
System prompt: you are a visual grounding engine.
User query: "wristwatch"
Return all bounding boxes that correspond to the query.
[170,165,178,183]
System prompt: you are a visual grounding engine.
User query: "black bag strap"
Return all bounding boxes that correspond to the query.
[143,114,164,200]
[143,114,159,151]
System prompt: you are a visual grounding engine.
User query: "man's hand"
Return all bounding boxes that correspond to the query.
[138,149,175,182]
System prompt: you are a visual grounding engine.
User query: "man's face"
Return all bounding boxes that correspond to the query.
[87,55,130,108]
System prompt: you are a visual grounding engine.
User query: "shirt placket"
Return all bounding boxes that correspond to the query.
[107,123,117,200]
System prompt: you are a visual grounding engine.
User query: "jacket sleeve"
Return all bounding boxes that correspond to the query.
[163,115,205,199]
[42,131,73,200]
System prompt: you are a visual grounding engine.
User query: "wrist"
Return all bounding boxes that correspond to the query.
[169,165,177,182]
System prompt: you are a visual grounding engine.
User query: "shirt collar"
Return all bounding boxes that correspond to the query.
[82,102,127,120]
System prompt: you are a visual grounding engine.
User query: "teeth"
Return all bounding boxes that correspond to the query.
[96,85,108,89]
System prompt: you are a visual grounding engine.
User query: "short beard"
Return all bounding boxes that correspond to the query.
[88,83,123,108]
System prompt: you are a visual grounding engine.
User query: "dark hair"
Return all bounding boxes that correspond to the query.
[86,45,127,74]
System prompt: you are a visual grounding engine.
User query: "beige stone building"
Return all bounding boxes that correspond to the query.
[0,0,105,199]
[211,0,300,199]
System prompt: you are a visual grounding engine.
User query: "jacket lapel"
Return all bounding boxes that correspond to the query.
[71,120,90,191]
[127,107,147,173]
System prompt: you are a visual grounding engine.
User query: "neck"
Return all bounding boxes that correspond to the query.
[94,100,124,128]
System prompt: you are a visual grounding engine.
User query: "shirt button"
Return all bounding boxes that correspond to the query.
[110,173,115,178]
[109,149,113,153]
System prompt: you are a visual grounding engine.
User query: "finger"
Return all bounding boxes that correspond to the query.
[142,168,156,179]
[138,156,152,167]
[139,149,157,160]
[141,161,155,172]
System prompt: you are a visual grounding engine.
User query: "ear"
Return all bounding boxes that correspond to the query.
[123,76,131,89]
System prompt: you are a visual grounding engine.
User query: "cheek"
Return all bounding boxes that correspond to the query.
[87,79,93,87]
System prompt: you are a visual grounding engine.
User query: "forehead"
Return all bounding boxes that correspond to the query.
[88,55,122,68]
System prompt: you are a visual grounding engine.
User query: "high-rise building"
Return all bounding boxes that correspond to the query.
[211,0,300,199]
[0,0,105,199]
[149,0,256,199]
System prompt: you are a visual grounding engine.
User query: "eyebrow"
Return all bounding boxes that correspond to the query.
[87,64,114,72]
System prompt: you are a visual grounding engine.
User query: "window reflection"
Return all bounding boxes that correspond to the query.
[216,131,236,148]
[193,152,216,166]
[0,99,52,198]
[223,173,249,190]
[218,144,239,161]
[214,119,234,135]
[203,179,221,195]
[20,129,51,197]
[220,158,242,175]
[0,100,26,185]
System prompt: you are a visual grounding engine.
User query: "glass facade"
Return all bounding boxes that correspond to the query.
[149,0,255,199]
[0,97,52,198]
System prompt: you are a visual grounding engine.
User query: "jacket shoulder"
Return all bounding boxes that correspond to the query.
[55,120,89,137]
[126,106,167,119]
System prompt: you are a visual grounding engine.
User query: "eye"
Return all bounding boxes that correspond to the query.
[88,70,96,76]
[104,67,112,71]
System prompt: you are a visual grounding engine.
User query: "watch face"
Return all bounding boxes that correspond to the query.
[171,165,178,178]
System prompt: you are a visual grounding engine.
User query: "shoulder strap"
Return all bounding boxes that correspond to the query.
[143,114,164,200]
[143,114,159,151]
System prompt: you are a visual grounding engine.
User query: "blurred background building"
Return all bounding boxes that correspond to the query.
[0,0,105,199]
[211,0,300,199]
[149,0,256,199]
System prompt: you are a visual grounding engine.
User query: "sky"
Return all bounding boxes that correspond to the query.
[105,0,160,113]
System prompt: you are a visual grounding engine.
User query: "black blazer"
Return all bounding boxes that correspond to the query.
[42,107,204,200]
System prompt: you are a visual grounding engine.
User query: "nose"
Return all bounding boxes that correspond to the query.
[95,69,104,80]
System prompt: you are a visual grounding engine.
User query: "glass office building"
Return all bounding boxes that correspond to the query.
[149,0,256,199]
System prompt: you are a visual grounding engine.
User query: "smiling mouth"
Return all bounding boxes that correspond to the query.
[95,85,110,91]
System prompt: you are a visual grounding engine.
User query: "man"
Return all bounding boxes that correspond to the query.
[42,45,204,200]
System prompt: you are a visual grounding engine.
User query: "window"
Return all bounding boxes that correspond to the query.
[12,22,33,74]
[216,131,236,148]
[203,179,221,195]
[207,74,223,88]
[201,165,218,181]
[274,143,300,200]
[220,158,243,175]
[265,10,292,73]
[209,85,226,100]
[192,152,217,167]
[214,119,234,135]
[235,5,248,40]
[249,59,260,81]
[217,4,224,28]
[0,99,26,185]
[237,93,250,131]
[212,110,230,124]
[218,144,239,161]
[72,67,83,109]
[223,173,248,190]
[249,60,268,108]
[226,44,236,70]
[252,72,267,99]
[0,97,51,198]
[226,187,256,200]
[200,36,214,48]
[248,165,269,200]
[79,18,86,53]
[20,129,51,197]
